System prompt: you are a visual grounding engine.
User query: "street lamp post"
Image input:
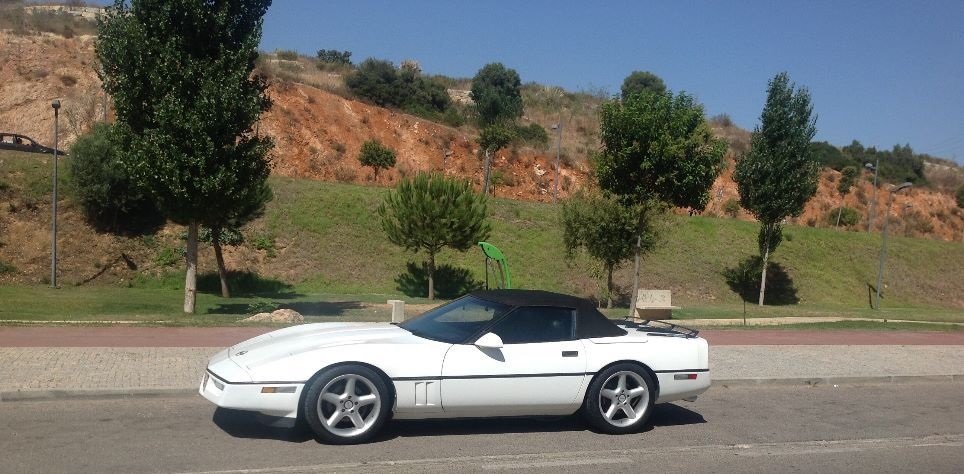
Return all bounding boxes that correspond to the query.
[874,182,912,310]
[551,122,562,203]
[51,99,61,288]
[865,157,879,232]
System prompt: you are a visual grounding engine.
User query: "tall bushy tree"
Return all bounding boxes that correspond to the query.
[620,71,667,101]
[206,180,272,298]
[596,91,727,314]
[471,63,523,195]
[378,174,490,299]
[68,123,164,234]
[835,166,858,227]
[563,191,655,308]
[97,0,274,313]
[734,72,818,306]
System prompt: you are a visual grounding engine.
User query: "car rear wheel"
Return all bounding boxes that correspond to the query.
[303,365,391,444]
[582,363,655,434]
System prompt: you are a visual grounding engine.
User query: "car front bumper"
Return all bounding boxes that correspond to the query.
[199,370,304,419]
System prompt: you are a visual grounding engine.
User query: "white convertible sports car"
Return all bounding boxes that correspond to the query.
[200,289,710,444]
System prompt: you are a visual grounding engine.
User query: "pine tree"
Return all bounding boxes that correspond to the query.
[378,174,490,299]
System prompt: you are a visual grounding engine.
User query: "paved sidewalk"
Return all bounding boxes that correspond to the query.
[0,327,962,399]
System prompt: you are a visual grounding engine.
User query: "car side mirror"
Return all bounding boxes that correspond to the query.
[474,332,504,349]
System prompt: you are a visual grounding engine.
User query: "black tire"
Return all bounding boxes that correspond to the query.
[303,364,392,444]
[582,363,655,434]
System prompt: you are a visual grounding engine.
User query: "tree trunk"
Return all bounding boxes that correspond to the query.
[482,149,492,196]
[835,203,843,228]
[606,263,614,309]
[757,224,771,307]
[184,221,198,313]
[628,234,641,318]
[212,227,230,298]
[427,252,436,300]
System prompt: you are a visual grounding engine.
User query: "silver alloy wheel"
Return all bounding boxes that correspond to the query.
[597,370,649,427]
[316,373,382,437]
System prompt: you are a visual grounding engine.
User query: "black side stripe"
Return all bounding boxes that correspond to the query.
[653,368,709,373]
[392,372,596,382]
[208,370,306,386]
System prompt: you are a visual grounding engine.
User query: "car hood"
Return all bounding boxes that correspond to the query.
[228,322,415,372]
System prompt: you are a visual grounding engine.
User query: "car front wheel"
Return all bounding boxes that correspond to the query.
[303,365,391,444]
[582,363,655,434]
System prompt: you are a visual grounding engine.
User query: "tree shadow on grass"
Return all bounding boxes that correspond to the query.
[206,300,366,317]
[395,261,483,299]
[196,271,301,299]
[722,256,800,306]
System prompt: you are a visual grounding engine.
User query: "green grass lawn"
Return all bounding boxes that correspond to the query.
[1,150,962,326]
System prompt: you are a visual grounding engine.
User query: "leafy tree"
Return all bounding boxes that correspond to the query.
[596,90,726,314]
[563,191,655,308]
[471,63,523,127]
[316,49,351,65]
[810,141,854,170]
[471,63,524,195]
[834,166,858,227]
[734,72,818,306]
[346,58,450,116]
[620,71,667,101]
[477,123,514,193]
[826,206,860,227]
[378,173,490,299]
[67,123,164,234]
[97,0,274,313]
[358,139,397,180]
[205,180,272,298]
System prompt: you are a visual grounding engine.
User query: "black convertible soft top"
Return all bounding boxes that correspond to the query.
[470,289,627,339]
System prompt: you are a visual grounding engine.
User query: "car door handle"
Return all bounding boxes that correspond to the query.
[561,351,578,357]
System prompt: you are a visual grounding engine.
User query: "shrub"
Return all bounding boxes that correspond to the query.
[252,234,276,257]
[723,198,741,217]
[956,185,964,208]
[67,123,165,234]
[333,164,356,183]
[275,49,299,60]
[358,139,396,179]
[154,247,181,267]
[826,206,861,227]
[514,123,549,147]
[346,58,451,117]
[316,49,351,65]
[0,260,15,275]
[59,74,77,87]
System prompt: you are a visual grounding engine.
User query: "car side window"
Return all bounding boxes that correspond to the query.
[488,306,575,344]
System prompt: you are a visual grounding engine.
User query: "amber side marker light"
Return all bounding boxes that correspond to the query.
[261,386,297,394]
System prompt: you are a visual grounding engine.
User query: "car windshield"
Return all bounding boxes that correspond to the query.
[399,296,510,344]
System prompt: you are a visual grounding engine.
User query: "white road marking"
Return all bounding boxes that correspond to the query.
[170,433,964,474]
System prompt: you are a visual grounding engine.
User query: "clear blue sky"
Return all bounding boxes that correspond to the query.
[93,1,964,162]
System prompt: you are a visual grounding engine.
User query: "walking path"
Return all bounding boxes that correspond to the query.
[0,326,961,400]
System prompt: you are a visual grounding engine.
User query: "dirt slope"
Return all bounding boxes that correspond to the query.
[0,30,960,241]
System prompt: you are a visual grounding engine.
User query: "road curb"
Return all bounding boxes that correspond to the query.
[2,375,961,402]
[712,374,963,387]
[0,387,197,402]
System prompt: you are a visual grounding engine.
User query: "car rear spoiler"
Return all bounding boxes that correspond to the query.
[621,319,700,338]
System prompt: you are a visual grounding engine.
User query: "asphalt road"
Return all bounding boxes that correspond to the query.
[1,382,961,474]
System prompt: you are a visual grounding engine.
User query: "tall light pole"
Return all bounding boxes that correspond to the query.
[874,182,912,309]
[51,99,61,288]
[551,122,562,203]
[865,157,879,232]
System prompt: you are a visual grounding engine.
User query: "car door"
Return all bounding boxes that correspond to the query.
[440,306,587,416]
